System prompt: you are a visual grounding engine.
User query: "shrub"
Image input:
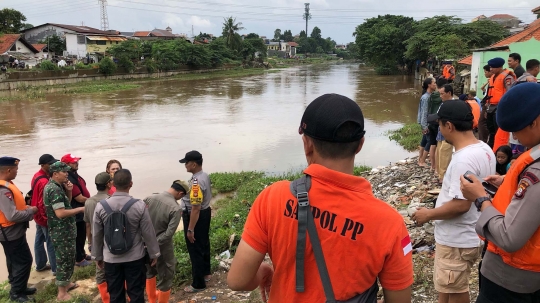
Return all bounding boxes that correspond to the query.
[98,57,116,76]
[40,60,58,71]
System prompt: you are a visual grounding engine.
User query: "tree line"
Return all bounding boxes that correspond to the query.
[351,15,510,74]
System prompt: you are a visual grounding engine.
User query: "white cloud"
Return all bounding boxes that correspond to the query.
[189,16,212,28]
[162,13,185,28]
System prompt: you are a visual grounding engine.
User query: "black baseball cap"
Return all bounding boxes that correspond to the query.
[38,154,58,165]
[179,150,203,163]
[299,94,365,142]
[427,100,474,124]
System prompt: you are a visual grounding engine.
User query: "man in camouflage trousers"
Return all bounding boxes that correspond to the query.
[43,162,85,302]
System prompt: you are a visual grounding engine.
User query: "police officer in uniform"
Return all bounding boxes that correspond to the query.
[0,157,38,302]
[144,180,188,303]
[44,161,85,302]
[461,83,540,302]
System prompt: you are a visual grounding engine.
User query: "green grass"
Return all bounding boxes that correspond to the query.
[388,123,423,152]
[59,83,141,94]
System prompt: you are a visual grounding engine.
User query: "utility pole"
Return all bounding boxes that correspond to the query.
[99,0,109,31]
[303,3,311,36]
[192,25,194,38]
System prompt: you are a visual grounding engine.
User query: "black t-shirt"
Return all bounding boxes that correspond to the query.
[513,65,525,78]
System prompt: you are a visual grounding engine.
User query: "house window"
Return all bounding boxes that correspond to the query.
[96,40,106,45]
[116,41,119,44]
[77,35,85,44]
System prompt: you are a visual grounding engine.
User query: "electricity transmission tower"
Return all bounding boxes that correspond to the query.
[303,3,311,36]
[99,0,109,31]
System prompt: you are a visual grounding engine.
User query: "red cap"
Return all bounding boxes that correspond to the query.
[61,154,82,163]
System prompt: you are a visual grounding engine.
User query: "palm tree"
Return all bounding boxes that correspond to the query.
[222,16,245,50]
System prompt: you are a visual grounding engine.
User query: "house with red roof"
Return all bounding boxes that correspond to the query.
[0,34,39,55]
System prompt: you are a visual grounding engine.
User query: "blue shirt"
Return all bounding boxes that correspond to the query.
[436,128,444,142]
[417,92,431,130]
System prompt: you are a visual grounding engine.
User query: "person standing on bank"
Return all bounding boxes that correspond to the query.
[144,180,188,303]
[413,100,495,303]
[485,58,515,149]
[0,157,38,302]
[227,94,413,302]
[31,154,58,275]
[61,154,91,266]
[93,169,160,303]
[106,160,122,195]
[180,151,213,293]
[84,172,113,303]
[460,83,540,303]
[43,161,85,301]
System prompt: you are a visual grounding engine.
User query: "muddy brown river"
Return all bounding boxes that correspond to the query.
[0,63,419,281]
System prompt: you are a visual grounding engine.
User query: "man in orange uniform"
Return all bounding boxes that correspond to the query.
[460,83,540,302]
[227,94,413,303]
[0,157,38,302]
[485,57,515,149]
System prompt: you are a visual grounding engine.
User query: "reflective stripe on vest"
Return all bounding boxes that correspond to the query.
[0,181,27,228]
[488,69,515,105]
[487,145,540,272]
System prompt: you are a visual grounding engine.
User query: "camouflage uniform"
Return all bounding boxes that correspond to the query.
[44,177,76,287]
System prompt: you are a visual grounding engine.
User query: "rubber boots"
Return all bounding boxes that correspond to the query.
[158,290,171,303]
[97,282,110,303]
[146,277,157,303]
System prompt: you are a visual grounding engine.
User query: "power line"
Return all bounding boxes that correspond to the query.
[25,5,99,18]
[19,0,91,12]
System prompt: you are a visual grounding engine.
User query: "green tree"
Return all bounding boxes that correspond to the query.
[0,8,27,33]
[245,33,260,39]
[38,35,66,54]
[22,23,33,30]
[404,15,461,60]
[222,16,245,51]
[241,38,267,61]
[459,20,509,49]
[196,32,213,42]
[429,34,468,60]
[282,30,294,42]
[354,15,416,69]
[99,57,117,75]
[310,26,322,39]
[299,30,307,38]
[273,28,282,41]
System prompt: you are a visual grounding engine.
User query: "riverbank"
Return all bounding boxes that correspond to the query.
[0,67,280,102]
[388,123,423,152]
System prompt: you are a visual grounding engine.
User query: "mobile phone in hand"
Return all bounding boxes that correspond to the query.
[463,171,478,183]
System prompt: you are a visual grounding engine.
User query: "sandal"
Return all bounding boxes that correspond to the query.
[67,283,79,292]
[184,285,205,293]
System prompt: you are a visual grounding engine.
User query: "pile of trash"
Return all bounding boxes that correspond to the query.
[361,158,440,254]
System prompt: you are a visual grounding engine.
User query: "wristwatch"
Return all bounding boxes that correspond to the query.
[187,229,194,234]
[474,196,491,212]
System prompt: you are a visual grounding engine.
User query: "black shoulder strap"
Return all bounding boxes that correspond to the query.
[67,173,84,196]
[100,199,113,215]
[31,175,48,190]
[291,175,336,303]
[121,198,138,213]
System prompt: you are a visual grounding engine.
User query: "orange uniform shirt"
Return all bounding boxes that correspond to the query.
[466,100,480,129]
[242,164,414,302]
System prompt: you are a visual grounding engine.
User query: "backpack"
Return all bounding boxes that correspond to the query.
[25,175,48,205]
[290,175,378,303]
[100,198,138,255]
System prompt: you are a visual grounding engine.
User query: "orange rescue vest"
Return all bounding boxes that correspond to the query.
[487,145,540,272]
[442,65,450,79]
[0,181,27,228]
[487,69,516,105]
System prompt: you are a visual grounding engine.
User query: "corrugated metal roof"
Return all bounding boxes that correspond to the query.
[86,36,127,41]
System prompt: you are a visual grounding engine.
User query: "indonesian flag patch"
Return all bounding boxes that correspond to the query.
[401,235,412,256]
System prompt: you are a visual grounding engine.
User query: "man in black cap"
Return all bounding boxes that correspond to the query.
[179,151,213,292]
[31,154,58,275]
[485,57,516,148]
[460,83,540,303]
[228,94,413,302]
[413,100,495,303]
[0,157,38,302]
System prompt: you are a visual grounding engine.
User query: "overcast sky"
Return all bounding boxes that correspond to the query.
[3,0,538,44]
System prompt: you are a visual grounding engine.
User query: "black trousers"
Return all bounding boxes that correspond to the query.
[75,221,86,262]
[0,235,33,296]
[486,110,498,148]
[476,273,540,303]
[183,208,211,289]
[105,257,146,303]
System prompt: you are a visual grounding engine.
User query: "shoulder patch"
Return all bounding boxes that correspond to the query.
[514,179,531,199]
[522,172,540,185]
[4,192,13,200]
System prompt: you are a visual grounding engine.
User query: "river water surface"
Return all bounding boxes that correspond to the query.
[0,63,420,281]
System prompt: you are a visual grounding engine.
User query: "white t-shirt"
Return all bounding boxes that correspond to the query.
[434,141,496,248]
